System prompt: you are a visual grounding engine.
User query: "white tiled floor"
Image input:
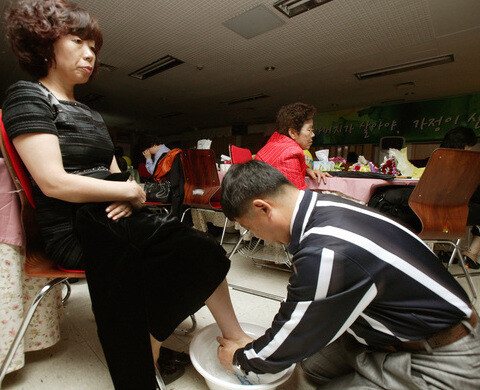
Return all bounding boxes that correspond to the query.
[2,233,480,390]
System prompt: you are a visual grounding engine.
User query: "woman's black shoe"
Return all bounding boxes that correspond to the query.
[464,255,480,269]
[156,361,185,385]
[158,347,191,366]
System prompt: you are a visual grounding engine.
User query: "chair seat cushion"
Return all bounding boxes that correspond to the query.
[210,201,222,209]
[57,265,85,274]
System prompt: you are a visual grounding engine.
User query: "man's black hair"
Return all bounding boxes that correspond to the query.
[440,126,477,149]
[140,135,163,151]
[220,160,293,220]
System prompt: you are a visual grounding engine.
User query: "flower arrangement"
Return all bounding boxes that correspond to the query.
[380,157,399,175]
[328,156,346,171]
[348,155,379,173]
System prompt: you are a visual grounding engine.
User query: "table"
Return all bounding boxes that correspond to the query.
[0,159,62,375]
[194,172,418,235]
[305,176,418,204]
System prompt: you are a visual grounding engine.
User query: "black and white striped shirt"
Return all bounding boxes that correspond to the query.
[237,190,471,374]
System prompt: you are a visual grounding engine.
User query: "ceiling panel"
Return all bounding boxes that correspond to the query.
[0,0,479,135]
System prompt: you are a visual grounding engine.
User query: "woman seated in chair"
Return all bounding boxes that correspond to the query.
[3,1,250,388]
[255,102,331,189]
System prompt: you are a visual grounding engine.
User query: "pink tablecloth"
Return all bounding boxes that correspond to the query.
[306,176,418,203]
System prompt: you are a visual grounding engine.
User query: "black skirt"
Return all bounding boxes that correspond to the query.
[74,204,230,389]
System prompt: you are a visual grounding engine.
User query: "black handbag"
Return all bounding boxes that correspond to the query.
[144,181,171,203]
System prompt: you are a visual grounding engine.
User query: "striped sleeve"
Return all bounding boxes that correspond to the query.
[2,81,58,140]
[236,245,376,374]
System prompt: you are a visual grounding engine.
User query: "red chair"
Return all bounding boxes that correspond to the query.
[229,144,253,164]
[0,112,86,384]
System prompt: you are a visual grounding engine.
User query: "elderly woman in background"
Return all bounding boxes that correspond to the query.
[255,102,331,190]
[2,1,250,388]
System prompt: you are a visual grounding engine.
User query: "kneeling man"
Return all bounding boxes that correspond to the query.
[218,160,479,389]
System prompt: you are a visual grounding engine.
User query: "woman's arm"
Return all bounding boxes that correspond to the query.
[306,167,331,185]
[13,133,145,205]
[110,156,122,173]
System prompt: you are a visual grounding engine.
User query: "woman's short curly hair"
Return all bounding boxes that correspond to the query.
[5,0,103,79]
[276,102,316,136]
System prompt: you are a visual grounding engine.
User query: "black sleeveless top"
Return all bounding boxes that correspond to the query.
[2,81,114,268]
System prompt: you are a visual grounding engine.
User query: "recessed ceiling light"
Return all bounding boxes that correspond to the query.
[355,54,454,80]
[128,55,184,80]
[264,66,276,71]
[396,81,415,90]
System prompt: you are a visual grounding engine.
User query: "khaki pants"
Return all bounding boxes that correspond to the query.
[301,324,480,389]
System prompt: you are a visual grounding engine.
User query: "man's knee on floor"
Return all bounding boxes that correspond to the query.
[300,355,333,385]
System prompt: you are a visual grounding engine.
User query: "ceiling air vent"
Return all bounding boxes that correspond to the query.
[380,99,406,105]
[158,111,184,119]
[274,0,334,18]
[224,93,270,106]
[129,55,184,80]
[355,54,454,80]
[99,63,117,72]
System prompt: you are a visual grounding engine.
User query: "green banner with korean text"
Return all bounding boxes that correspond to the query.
[313,92,480,145]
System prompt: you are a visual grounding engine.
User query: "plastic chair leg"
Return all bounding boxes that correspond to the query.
[454,240,477,303]
[62,280,72,306]
[0,277,67,387]
[228,229,249,259]
[219,216,228,246]
[180,207,191,223]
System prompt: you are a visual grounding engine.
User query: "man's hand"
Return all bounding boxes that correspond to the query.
[142,149,152,160]
[105,201,133,220]
[217,336,244,372]
[306,167,332,184]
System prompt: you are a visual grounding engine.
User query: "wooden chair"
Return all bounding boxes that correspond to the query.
[0,114,191,390]
[180,149,228,245]
[408,148,480,302]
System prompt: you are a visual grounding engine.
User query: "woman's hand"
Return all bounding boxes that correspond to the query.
[306,167,332,184]
[126,181,146,209]
[106,201,133,220]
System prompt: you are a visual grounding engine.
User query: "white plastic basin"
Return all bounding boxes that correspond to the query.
[190,322,295,390]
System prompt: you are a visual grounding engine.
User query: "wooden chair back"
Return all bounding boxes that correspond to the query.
[229,144,253,164]
[181,149,221,209]
[0,111,84,277]
[408,148,480,240]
